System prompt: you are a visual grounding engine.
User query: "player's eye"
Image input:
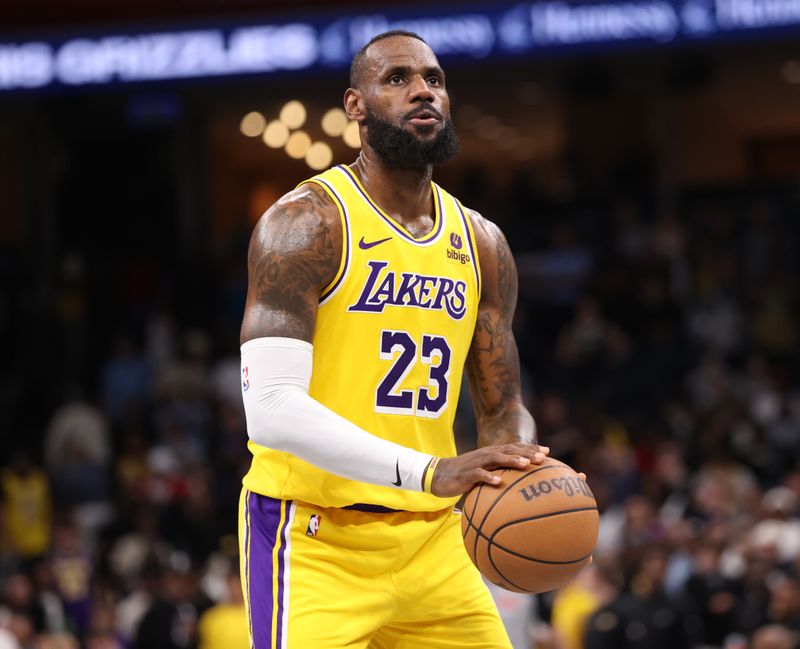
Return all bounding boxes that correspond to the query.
[388,74,404,85]
[427,76,442,86]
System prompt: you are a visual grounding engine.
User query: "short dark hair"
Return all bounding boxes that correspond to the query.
[349,30,427,88]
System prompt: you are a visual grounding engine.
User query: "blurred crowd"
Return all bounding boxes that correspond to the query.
[1,177,799,649]
[477,184,800,649]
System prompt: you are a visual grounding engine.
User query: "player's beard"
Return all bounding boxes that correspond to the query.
[363,109,459,170]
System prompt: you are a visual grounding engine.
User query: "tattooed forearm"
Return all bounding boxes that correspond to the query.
[466,318,536,446]
[466,311,519,409]
[465,211,537,446]
[477,409,536,447]
[240,184,341,343]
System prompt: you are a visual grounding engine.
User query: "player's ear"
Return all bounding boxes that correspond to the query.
[344,88,365,123]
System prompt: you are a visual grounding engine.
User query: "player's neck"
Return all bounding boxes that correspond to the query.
[351,152,434,227]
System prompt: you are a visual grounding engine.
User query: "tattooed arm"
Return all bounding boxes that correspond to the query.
[240,183,341,344]
[428,211,546,494]
[465,210,538,448]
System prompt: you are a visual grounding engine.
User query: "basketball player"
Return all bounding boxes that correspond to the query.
[239,30,547,648]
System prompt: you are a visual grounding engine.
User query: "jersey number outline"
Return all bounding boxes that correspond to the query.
[376,329,452,418]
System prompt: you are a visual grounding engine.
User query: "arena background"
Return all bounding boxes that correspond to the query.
[2,0,800,647]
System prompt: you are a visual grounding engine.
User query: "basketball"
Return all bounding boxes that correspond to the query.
[461,456,599,594]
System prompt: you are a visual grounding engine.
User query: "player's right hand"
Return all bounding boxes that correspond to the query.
[430,444,550,498]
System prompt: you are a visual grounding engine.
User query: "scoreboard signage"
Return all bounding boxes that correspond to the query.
[1,0,799,92]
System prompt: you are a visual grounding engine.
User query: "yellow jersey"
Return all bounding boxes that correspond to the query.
[1,468,51,558]
[242,164,481,511]
[198,603,250,649]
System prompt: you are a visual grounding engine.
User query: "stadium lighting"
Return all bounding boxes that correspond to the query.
[263,119,290,148]
[280,100,307,129]
[321,108,349,137]
[285,130,312,159]
[306,141,333,170]
[343,121,360,148]
[240,111,266,137]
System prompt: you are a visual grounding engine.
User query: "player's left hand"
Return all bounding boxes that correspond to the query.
[430,442,550,497]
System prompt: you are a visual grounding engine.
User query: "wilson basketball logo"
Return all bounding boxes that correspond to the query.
[518,476,593,501]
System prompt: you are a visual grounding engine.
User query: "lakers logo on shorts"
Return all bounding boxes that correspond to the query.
[306,514,321,537]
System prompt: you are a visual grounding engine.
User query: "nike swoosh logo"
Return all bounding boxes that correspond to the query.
[359,236,392,250]
[391,459,402,487]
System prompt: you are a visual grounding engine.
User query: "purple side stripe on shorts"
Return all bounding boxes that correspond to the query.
[243,491,254,648]
[247,493,284,649]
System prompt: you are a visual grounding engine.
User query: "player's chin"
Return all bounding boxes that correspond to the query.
[408,122,440,137]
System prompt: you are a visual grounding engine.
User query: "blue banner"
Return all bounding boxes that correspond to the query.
[1,0,799,92]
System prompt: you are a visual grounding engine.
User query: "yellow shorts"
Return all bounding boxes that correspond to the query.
[238,488,512,649]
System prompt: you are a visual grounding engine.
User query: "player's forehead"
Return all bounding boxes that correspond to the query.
[364,36,441,77]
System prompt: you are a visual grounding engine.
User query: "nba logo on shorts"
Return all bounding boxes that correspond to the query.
[306,514,321,537]
[449,232,463,249]
[242,366,250,391]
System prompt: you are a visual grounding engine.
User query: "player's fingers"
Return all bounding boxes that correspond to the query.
[487,452,531,469]
[474,468,502,486]
[531,445,550,463]
[530,449,548,464]
[501,444,549,463]
[500,443,549,458]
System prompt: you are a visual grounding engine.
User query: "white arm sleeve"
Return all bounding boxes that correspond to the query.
[240,337,435,492]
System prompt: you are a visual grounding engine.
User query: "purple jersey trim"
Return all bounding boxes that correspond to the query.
[336,164,444,246]
[310,177,351,305]
[453,198,481,296]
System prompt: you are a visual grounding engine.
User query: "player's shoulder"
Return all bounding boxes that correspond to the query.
[257,182,339,230]
[459,204,509,258]
[250,182,342,255]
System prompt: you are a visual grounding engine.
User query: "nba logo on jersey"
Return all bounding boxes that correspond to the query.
[450,232,463,249]
[242,366,250,392]
[306,514,321,537]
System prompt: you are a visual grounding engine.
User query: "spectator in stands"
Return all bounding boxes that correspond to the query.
[197,571,248,649]
[750,624,799,649]
[1,450,51,565]
[133,552,207,649]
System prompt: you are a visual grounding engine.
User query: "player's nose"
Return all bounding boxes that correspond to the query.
[408,74,435,103]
